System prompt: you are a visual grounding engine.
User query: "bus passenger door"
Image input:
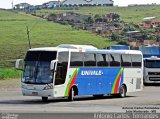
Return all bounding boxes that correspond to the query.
[53,52,69,97]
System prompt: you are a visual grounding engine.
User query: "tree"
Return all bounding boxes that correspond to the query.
[111,33,119,40]
[112,13,120,21]
[117,40,129,45]
[156,35,160,41]
[94,14,103,23]
[87,16,94,24]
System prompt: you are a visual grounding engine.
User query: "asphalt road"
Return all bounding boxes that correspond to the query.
[0,84,160,114]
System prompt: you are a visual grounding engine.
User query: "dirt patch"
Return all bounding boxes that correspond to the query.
[0,78,21,91]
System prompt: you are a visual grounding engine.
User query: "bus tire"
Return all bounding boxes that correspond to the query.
[68,88,75,101]
[143,82,148,86]
[42,97,48,102]
[118,85,126,98]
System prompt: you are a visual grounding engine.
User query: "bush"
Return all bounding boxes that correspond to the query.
[111,33,119,40]
[117,40,129,45]
[0,68,21,80]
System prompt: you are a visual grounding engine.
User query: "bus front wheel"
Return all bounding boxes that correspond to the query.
[118,85,126,98]
[68,88,75,101]
[42,97,48,102]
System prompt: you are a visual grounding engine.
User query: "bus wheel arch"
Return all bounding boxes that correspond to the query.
[119,84,127,98]
[68,85,78,101]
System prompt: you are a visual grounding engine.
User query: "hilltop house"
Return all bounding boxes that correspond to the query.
[47,13,90,23]
[62,0,114,6]
[14,3,31,9]
[42,1,61,9]
[139,20,160,28]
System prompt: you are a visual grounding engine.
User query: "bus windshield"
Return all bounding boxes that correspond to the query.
[22,51,57,84]
[144,60,160,68]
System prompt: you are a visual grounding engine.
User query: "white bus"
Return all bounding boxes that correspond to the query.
[16,44,143,101]
[143,56,160,84]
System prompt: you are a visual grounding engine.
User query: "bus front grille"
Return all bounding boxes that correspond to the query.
[149,77,160,81]
[148,72,160,75]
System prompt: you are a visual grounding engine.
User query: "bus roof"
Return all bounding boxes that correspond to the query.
[86,49,142,55]
[28,44,97,52]
[57,44,97,50]
[28,47,142,55]
[29,47,58,51]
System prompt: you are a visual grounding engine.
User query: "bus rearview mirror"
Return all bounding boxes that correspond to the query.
[15,59,23,70]
[50,60,58,71]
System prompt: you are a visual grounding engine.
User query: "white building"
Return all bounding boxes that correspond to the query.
[42,1,61,8]
[62,0,114,6]
[14,3,31,9]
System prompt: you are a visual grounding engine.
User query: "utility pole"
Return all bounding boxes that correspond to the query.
[26,26,31,49]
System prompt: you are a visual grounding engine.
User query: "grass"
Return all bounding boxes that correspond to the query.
[36,5,160,23]
[1,5,160,79]
[1,5,159,79]
[0,9,116,69]
[0,78,20,89]
[0,68,21,80]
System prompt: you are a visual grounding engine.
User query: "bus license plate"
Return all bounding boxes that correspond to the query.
[32,92,38,96]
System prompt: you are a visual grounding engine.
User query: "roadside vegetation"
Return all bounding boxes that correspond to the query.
[36,5,160,23]
[0,9,116,79]
[0,5,160,79]
[0,68,21,80]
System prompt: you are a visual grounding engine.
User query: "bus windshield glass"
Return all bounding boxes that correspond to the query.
[23,51,57,84]
[144,60,160,68]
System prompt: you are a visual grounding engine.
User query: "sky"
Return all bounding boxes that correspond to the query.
[0,0,160,9]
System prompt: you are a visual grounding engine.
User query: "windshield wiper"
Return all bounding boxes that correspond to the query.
[34,62,39,79]
[34,54,41,80]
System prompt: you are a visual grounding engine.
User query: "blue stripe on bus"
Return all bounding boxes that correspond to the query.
[74,67,124,96]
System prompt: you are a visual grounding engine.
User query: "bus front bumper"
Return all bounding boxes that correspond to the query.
[21,87,53,97]
[144,75,160,84]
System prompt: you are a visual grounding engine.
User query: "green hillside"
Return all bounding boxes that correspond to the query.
[0,10,115,68]
[36,5,160,23]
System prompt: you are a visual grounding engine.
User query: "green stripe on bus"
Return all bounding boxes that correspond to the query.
[64,68,79,96]
[111,68,124,93]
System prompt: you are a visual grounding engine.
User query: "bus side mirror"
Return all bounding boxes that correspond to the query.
[50,60,58,71]
[15,59,23,70]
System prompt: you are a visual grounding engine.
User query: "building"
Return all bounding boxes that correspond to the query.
[143,40,160,46]
[140,20,160,28]
[42,1,61,9]
[62,0,114,6]
[14,3,31,9]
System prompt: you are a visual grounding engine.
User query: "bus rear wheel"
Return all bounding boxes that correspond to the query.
[118,85,126,98]
[68,88,75,101]
[42,97,48,102]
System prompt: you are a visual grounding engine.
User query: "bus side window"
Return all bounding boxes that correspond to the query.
[131,55,142,67]
[55,52,69,85]
[109,54,121,67]
[96,54,108,67]
[70,52,83,67]
[121,54,131,67]
[84,53,96,67]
